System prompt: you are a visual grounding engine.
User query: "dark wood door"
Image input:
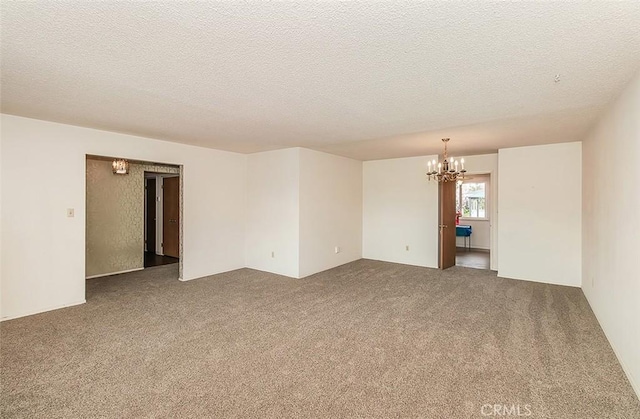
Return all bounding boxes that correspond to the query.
[145,178,156,252]
[162,176,180,258]
[439,180,456,269]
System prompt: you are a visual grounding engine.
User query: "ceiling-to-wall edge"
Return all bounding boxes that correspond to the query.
[0,113,247,320]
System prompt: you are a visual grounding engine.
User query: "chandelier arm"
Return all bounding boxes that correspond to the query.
[426,138,464,183]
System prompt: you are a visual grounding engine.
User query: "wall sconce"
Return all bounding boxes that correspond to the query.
[112,159,129,175]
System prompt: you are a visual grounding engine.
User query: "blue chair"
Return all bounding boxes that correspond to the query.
[456,225,472,251]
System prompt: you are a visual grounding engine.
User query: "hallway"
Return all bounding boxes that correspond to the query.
[144,251,179,268]
[456,248,490,270]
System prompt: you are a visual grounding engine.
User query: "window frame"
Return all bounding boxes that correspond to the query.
[456,179,489,221]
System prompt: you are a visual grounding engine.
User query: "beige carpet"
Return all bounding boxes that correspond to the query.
[1,260,638,418]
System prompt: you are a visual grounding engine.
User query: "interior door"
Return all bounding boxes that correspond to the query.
[162,176,180,258]
[145,178,156,253]
[439,180,457,269]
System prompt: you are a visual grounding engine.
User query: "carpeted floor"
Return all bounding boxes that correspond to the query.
[1,260,638,418]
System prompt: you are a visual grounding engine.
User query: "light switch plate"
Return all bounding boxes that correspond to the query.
[67,208,75,217]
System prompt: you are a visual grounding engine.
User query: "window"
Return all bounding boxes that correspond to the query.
[456,181,487,219]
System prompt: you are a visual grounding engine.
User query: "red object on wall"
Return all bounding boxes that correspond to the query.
[456,212,461,225]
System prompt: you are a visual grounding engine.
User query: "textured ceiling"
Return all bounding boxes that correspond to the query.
[1,2,639,160]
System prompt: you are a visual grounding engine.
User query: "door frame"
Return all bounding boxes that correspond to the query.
[84,154,183,282]
[160,175,180,258]
[144,176,157,253]
[150,173,180,256]
[448,170,496,271]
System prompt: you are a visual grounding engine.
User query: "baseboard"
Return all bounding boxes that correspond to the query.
[86,267,143,279]
[456,246,490,252]
[298,257,363,279]
[179,265,247,282]
[361,257,437,270]
[496,272,580,288]
[582,290,639,399]
[1,299,86,322]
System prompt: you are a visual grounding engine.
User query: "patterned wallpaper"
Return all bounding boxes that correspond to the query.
[86,159,179,278]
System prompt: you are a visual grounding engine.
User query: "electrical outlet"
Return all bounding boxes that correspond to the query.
[335,246,341,254]
[405,245,409,251]
[271,251,275,258]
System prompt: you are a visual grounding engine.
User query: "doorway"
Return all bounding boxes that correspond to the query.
[144,173,180,268]
[454,174,491,270]
[86,156,183,282]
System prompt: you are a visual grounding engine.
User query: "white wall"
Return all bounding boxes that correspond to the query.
[246,148,363,279]
[0,116,3,318]
[498,142,582,287]
[0,114,247,320]
[456,219,490,249]
[363,155,439,268]
[299,149,362,278]
[582,71,640,397]
[245,149,300,278]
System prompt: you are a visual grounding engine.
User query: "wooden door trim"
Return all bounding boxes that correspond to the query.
[438,180,457,270]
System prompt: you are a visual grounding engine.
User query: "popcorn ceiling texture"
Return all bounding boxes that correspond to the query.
[1,2,640,160]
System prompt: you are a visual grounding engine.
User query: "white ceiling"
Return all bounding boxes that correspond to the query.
[1,2,639,160]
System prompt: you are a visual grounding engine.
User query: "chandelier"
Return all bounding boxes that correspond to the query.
[112,159,130,175]
[426,138,466,182]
